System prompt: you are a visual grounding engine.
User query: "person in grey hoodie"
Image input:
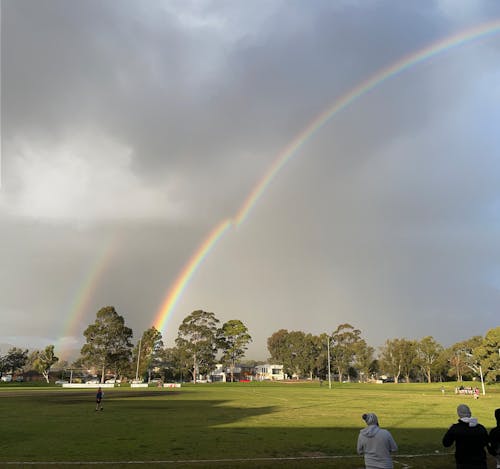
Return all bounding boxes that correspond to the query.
[357,412,398,469]
[442,404,489,469]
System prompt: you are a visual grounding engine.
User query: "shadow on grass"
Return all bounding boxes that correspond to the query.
[0,390,497,468]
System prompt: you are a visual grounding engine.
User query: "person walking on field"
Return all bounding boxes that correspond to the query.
[489,408,500,469]
[357,412,398,469]
[95,387,104,411]
[442,404,489,469]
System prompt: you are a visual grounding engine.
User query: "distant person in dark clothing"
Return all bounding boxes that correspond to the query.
[442,404,489,469]
[489,408,500,469]
[95,387,104,411]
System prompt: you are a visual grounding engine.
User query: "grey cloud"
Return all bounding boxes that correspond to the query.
[2,0,500,359]
[3,0,463,218]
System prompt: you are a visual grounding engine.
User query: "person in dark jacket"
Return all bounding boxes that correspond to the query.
[442,404,489,469]
[489,408,500,469]
[95,387,104,411]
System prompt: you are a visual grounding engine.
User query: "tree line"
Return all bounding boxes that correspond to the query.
[267,324,500,384]
[0,307,253,384]
[1,306,498,384]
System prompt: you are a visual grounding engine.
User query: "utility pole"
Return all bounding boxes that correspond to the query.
[327,337,332,390]
[135,338,142,381]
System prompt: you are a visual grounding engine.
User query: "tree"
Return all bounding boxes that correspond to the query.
[26,350,40,373]
[353,339,375,382]
[3,347,28,375]
[432,348,452,383]
[267,330,320,379]
[175,310,219,383]
[219,319,252,382]
[0,355,8,377]
[289,332,319,380]
[379,338,417,383]
[314,333,331,380]
[80,306,133,382]
[330,324,363,382]
[133,327,164,382]
[416,336,443,383]
[446,336,483,382]
[267,329,291,364]
[32,345,59,383]
[474,327,500,383]
[158,346,190,382]
[379,339,402,383]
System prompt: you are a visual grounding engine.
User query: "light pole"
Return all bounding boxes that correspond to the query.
[327,337,332,390]
[135,338,142,382]
[291,352,297,380]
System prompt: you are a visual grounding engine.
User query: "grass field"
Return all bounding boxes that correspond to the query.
[0,381,498,468]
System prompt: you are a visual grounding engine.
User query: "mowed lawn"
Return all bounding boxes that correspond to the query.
[0,381,498,468]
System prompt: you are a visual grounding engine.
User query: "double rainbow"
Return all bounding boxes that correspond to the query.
[155,20,500,333]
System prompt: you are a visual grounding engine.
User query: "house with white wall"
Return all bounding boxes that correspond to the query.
[254,364,284,381]
[209,364,227,382]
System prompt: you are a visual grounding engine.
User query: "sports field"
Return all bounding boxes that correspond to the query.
[0,381,498,468]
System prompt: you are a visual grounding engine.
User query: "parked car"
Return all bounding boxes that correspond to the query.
[131,379,144,384]
[14,376,24,382]
[1,375,12,382]
[55,380,69,385]
[85,378,100,384]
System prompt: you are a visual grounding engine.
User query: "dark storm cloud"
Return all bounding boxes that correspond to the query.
[1,0,499,357]
[2,0,461,218]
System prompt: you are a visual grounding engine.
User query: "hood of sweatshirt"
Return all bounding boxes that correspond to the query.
[459,417,478,427]
[360,425,380,438]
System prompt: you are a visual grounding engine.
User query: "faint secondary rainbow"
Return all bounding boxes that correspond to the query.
[57,237,117,356]
[154,19,500,332]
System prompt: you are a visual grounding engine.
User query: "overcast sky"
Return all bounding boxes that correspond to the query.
[1,0,499,360]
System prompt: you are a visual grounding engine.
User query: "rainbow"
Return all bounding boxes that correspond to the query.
[154,220,233,331]
[234,20,500,225]
[154,19,500,332]
[56,238,117,356]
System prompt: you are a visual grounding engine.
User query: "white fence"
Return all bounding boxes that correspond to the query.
[60,382,181,389]
[62,383,115,388]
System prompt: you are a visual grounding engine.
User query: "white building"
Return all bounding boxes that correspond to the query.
[209,364,226,382]
[254,364,284,381]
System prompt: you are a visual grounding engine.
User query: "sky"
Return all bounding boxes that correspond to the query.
[1,0,499,361]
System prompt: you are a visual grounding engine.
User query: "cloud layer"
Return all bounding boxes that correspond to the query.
[1,0,499,358]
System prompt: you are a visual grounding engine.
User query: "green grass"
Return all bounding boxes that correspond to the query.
[0,381,498,468]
